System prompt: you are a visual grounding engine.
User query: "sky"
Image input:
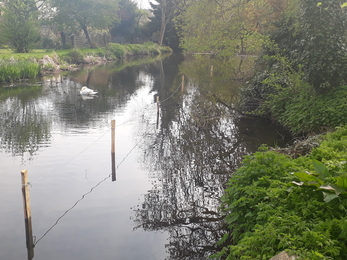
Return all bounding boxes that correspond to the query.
[133,0,153,9]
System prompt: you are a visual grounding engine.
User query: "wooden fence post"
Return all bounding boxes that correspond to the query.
[156,96,160,129]
[181,75,185,92]
[21,169,34,260]
[210,65,214,77]
[111,120,116,181]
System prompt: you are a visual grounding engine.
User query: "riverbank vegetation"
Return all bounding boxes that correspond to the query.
[2,0,347,258]
[213,127,347,259]
[0,43,172,82]
[170,0,347,259]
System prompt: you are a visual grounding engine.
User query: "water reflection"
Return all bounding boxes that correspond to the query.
[133,55,288,259]
[0,86,51,159]
[0,57,167,160]
[0,54,288,260]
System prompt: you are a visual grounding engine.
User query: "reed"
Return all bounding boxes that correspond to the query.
[0,59,40,82]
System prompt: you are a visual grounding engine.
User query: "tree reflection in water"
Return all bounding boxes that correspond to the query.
[132,56,287,259]
[0,86,51,160]
[133,87,254,259]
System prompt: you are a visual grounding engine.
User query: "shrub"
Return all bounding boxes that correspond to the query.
[105,43,127,59]
[215,127,347,260]
[63,49,84,64]
[127,44,145,56]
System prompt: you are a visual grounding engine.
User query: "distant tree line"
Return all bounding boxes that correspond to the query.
[0,0,181,53]
[2,0,347,94]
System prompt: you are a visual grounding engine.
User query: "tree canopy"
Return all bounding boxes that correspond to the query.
[48,0,120,48]
[0,0,41,53]
[109,0,139,43]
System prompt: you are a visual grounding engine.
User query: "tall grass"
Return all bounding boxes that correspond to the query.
[0,59,40,82]
[105,42,173,59]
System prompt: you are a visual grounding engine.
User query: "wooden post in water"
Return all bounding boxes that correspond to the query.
[21,170,34,260]
[181,75,185,92]
[210,65,214,77]
[156,96,160,129]
[111,120,116,181]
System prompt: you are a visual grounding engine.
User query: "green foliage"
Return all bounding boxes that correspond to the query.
[0,59,40,82]
[127,44,146,56]
[62,49,84,64]
[250,0,347,94]
[105,42,171,59]
[264,80,347,134]
[241,0,347,131]
[292,160,347,202]
[145,0,180,51]
[215,127,347,259]
[295,0,347,91]
[109,0,140,43]
[0,0,41,53]
[49,0,119,48]
[245,54,347,134]
[106,43,128,59]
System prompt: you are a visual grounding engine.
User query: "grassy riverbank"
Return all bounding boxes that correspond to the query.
[0,43,172,83]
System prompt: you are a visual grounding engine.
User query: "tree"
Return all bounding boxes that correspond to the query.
[177,0,288,55]
[295,0,347,91]
[0,0,41,53]
[109,0,139,43]
[49,0,120,48]
[144,0,180,50]
[261,0,347,92]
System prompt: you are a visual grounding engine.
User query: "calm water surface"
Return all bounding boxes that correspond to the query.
[0,55,288,260]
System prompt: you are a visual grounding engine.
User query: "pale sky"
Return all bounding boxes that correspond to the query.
[133,0,155,9]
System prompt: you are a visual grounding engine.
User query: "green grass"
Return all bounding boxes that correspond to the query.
[0,45,173,82]
[0,60,41,82]
[0,49,74,60]
[0,44,172,60]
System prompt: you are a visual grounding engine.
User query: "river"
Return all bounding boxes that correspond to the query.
[0,54,289,260]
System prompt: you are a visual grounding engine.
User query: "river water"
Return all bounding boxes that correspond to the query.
[0,54,288,260]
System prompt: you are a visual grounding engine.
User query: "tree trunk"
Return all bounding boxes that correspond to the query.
[80,21,95,48]
[60,32,66,49]
[82,26,94,48]
[159,0,167,46]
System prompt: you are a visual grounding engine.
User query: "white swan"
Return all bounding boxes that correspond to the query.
[80,86,98,95]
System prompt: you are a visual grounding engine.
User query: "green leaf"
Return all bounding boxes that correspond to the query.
[322,192,339,202]
[341,2,347,8]
[294,171,321,185]
[336,175,347,189]
[313,160,329,178]
[225,213,239,223]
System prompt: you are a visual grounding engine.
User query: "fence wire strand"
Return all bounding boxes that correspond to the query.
[28,67,214,246]
[34,135,145,246]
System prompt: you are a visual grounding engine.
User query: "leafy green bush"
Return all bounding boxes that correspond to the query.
[105,43,128,59]
[215,127,347,259]
[63,49,84,64]
[264,81,347,134]
[247,55,347,134]
[127,44,145,56]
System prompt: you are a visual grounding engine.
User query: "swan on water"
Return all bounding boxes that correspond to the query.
[80,86,98,95]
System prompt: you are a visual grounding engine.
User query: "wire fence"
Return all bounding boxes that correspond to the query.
[24,66,214,247]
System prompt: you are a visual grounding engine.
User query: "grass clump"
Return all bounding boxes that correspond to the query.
[62,49,85,64]
[106,43,128,59]
[0,59,40,82]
